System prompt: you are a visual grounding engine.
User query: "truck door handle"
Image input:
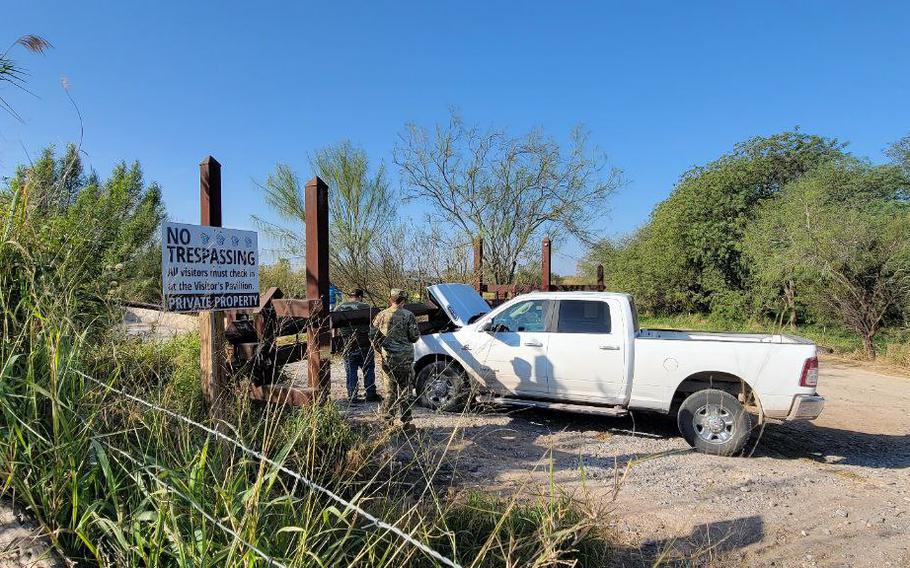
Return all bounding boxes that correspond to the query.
[599,344,620,350]
[461,345,472,351]
[523,340,543,347]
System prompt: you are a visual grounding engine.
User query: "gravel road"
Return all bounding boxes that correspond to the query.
[332,358,910,567]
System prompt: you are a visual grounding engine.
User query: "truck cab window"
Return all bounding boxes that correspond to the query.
[491,300,549,333]
[556,300,611,334]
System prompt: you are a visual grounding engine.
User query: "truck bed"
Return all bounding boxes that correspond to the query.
[637,328,813,345]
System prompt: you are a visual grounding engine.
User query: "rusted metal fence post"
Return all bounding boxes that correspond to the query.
[473,237,484,292]
[305,176,331,401]
[199,156,228,413]
[541,237,552,291]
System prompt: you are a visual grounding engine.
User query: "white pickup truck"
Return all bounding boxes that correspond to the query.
[415,284,825,456]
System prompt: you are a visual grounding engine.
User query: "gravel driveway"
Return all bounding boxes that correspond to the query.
[331,358,909,567]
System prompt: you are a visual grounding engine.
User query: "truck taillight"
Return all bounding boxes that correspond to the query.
[800,356,818,387]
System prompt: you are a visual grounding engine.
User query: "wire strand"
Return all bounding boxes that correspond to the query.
[98,437,290,568]
[74,370,461,568]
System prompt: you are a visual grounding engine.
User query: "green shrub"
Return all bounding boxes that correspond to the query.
[708,290,752,321]
[639,314,910,370]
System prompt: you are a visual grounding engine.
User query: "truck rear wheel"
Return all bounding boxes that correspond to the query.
[677,389,751,456]
[416,359,469,412]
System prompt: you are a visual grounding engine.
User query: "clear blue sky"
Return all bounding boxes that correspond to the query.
[3,1,908,275]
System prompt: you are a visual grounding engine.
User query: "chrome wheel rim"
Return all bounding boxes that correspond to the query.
[426,372,456,407]
[692,403,735,444]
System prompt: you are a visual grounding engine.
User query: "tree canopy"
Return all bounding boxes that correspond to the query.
[744,159,910,356]
[583,131,848,314]
[581,129,910,357]
[394,112,622,284]
[256,141,407,301]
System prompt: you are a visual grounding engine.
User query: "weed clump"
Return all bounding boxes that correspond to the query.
[435,491,612,568]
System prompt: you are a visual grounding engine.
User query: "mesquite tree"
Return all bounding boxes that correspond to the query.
[394,112,621,284]
[255,141,401,301]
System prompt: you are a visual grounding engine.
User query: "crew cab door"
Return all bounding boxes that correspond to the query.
[546,298,626,404]
[470,299,554,395]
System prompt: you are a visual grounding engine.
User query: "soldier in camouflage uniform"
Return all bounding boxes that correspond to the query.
[370,289,420,427]
[333,289,379,403]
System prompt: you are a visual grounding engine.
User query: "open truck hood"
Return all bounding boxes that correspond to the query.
[426,283,491,328]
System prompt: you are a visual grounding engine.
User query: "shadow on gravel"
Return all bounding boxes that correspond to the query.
[342,398,909,483]
[436,405,910,471]
[386,407,693,479]
[610,515,764,567]
[503,407,680,439]
[751,421,910,469]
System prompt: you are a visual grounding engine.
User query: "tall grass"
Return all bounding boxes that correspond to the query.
[1,176,614,566]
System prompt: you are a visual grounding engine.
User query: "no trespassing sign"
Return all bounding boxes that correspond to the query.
[161,221,260,312]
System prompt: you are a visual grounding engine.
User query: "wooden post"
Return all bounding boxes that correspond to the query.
[199,156,227,412]
[305,176,331,401]
[473,237,484,292]
[541,237,552,291]
[596,264,605,291]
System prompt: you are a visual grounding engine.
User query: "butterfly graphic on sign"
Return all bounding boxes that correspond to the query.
[244,236,253,247]
[200,233,210,245]
[231,235,240,246]
[216,233,225,246]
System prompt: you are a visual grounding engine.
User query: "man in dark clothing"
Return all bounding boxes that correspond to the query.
[333,289,379,403]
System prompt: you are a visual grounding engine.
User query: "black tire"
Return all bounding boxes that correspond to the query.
[416,359,469,412]
[677,389,751,456]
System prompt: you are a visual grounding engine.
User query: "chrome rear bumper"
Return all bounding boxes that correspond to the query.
[785,394,825,421]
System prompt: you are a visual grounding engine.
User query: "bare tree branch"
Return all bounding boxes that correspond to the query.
[394,112,622,284]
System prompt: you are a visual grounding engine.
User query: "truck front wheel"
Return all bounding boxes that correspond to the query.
[416,359,470,412]
[677,389,751,456]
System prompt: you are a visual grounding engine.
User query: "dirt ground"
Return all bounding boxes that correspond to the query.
[331,358,910,568]
[0,503,60,568]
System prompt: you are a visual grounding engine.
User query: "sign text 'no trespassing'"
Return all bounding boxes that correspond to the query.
[161,222,259,312]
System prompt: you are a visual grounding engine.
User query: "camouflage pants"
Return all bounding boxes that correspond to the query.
[379,354,415,424]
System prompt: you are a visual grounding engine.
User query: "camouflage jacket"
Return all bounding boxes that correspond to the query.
[333,300,372,353]
[370,305,419,360]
